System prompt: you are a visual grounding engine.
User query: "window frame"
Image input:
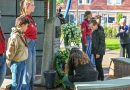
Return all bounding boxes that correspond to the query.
[107,0,122,5]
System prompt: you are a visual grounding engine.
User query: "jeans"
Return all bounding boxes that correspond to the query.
[11,60,26,90]
[86,36,95,66]
[0,55,6,86]
[23,39,36,90]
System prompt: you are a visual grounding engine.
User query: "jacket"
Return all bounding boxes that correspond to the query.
[68,63,98,82]
[116,25,130,44]
[6,27,28,62]
[0,26,6,54]
[24,15,37,40]
[81,19,92,45]
[92,26,105,55]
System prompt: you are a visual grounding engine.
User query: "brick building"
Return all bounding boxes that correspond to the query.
[61,0,130,26]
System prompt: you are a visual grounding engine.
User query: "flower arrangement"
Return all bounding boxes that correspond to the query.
[61,23,81,46]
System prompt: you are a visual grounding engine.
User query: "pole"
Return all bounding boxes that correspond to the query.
[76,0,78,25]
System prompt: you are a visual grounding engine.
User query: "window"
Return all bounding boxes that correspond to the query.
[79,0,82,4]
[108,17,115,23]
[107,0,122,5]
[85,0,92,4]
[79,0,92,5]
[66,14,75,23]
[80,14,84,23]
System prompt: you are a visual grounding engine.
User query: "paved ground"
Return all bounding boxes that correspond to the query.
[1,50,120,90]
[103,50,120,80]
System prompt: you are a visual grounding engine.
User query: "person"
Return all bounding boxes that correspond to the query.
[20,0,37,89]
[95,15,104,31]
[6,16,29,90]
[81,11,95,66]
[0,26,6,87]
[81,11,92,54]
[62,48,98,89]
[116,18,130,58]
[89,19,105,81]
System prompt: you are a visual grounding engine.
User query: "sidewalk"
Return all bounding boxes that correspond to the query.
[103,49,120,80]
[0,50,120,90]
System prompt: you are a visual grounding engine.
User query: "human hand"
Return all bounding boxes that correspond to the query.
[96,54,100,59]
[6,59,11,67]
[120,29,125,32]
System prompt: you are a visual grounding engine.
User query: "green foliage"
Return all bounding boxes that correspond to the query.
[106,38,120,50]
[104,26,117,38]
[61,23,81,46]
[116,13,123,24]
[54,49,69,79]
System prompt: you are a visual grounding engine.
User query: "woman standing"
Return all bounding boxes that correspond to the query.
[19,0,37,89]
[90,19,105,81]
[81,11,95,66]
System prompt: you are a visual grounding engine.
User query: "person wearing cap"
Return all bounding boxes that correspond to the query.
[6,16,29,90]
[116,18,130,58]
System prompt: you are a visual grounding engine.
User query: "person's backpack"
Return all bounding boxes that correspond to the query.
[0,26,6,54]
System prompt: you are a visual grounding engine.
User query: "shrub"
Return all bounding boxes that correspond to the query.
[104,26,117,38]
[61,23,81,46]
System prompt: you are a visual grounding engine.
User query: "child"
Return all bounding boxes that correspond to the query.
[6,16,29,90]
[89,19,105,81]
[0,26,6,86]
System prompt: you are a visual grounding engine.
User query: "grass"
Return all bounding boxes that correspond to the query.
[105,38,120,51]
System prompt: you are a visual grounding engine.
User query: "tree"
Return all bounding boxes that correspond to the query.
[116,13,123,24]
[56,0,67,6]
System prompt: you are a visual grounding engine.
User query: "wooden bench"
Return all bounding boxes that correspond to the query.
[74,57,130,90]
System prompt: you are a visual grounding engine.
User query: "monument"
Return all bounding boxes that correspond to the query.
[41,17,61,85]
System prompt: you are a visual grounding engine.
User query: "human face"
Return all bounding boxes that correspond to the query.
[26,1,35,14]
[89,23,98,31]
[88,13,92,21]
[21,24,28,32]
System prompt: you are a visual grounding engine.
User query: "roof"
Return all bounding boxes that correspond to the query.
[61,0,130,11]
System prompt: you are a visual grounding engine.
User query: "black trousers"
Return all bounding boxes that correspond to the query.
[120,43,130,58]
[94,55,104,81]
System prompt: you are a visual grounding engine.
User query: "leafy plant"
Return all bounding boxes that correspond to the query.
[104,26,117,38]
[116,13,123,24]
[54,49,70,79]
[61,23,81,46]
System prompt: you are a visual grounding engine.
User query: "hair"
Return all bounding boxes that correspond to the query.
[95,15,102,25]
[68,48,89,67]
[20,0,34,15]
[84,11,91,19]
[120,18,126,24]
[90,19,98,26]
[15,16,29,27]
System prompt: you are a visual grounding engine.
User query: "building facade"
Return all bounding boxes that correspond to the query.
[61,0,130,26]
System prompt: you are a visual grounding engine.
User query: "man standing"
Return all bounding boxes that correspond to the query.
[116,18,130,58]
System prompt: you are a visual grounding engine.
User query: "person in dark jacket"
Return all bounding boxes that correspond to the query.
[89,19,105,81]
[116,18,130,58]
[62,48,98,89]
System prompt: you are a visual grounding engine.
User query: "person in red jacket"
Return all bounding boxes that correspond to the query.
[81,11,95,66]
[19,0,37,89]
[0,26,6,86]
